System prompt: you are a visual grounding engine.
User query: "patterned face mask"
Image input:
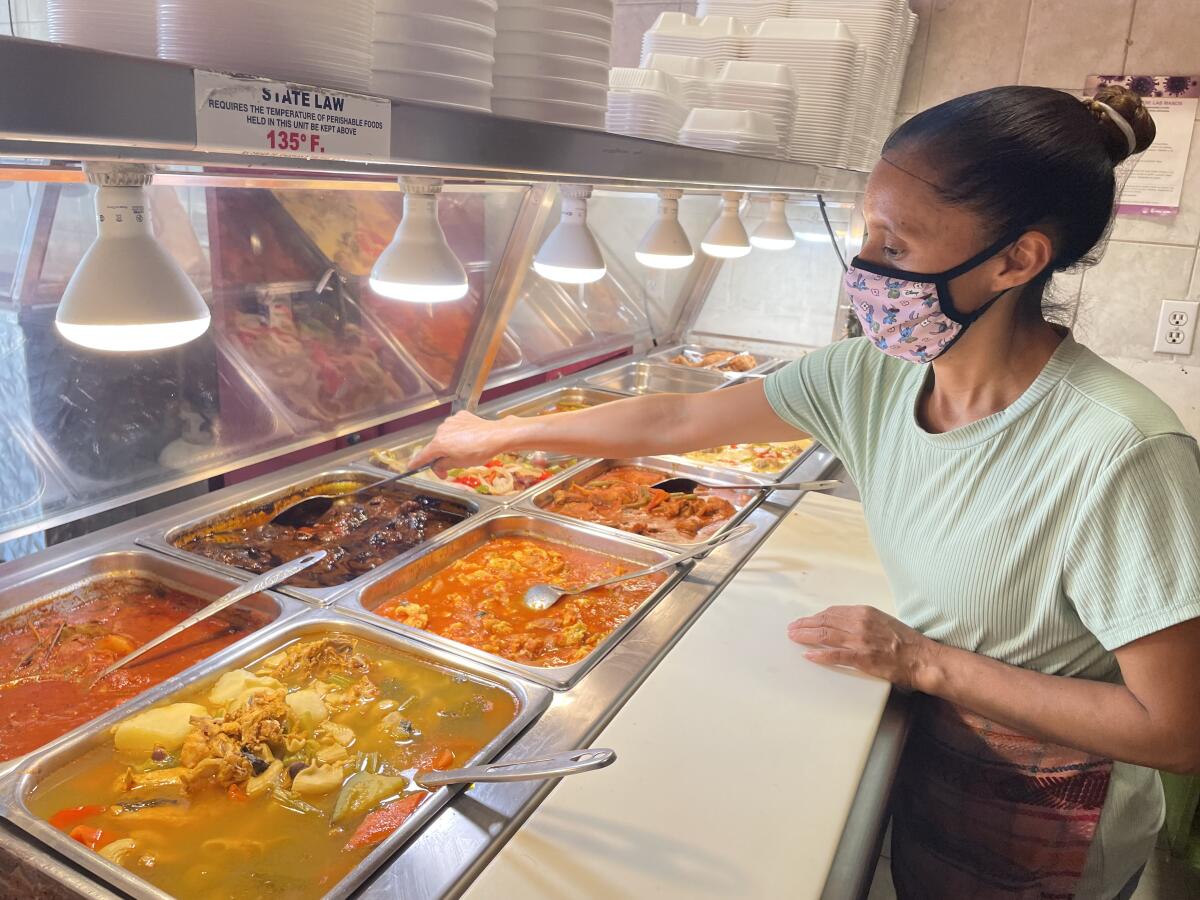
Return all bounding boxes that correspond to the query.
[844,228,1024,364]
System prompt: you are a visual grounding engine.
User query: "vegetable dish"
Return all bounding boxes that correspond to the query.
[540,465,739,543]
[375,536,666,668]
[0,577,272,762]
[371,447,575,497]
[29,634,518,899]
[681,441,813,475]
[174,481,471,589]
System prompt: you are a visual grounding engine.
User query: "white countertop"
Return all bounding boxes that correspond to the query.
[464,494,896,900]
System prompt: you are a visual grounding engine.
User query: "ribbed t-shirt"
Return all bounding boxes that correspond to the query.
[765,333,1200,898]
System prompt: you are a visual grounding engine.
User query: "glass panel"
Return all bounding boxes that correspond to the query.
[0,178,528,549]
[691,197,851,351]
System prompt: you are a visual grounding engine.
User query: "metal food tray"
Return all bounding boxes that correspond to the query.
[583,362,728,396]
[486,386,626,419]
[139,466,491,607]
[656,438,819,484]
[648,343,779,378]
[518,456,770,550]
[0,547,306,779]
[338,510,687,690]
[0,610,552,900]
[357,435,588,507]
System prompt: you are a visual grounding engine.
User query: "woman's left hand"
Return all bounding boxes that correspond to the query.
[787,605,938,692]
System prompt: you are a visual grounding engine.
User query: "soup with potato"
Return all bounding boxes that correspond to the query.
[27,633,519,899]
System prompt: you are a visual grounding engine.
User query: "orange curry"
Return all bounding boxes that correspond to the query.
[541,465,739,543]
[0,577,273,761]
[375,536,666,668]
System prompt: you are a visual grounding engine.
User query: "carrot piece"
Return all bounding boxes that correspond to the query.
[49,805,106,830]
[68,825,117,851]
[431,748,455,771]
[227,782,248,802]
[343,794,426,852]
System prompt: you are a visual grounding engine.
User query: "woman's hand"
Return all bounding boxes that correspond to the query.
[787,605,939,692]
[408,411,515,476]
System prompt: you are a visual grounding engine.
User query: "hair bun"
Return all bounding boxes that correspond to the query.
[1083,85,1156,164]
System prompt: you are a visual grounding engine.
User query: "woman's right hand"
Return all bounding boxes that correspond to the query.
[409,411,515,476]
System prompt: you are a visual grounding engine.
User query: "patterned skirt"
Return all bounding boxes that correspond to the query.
[892,696,1113,900]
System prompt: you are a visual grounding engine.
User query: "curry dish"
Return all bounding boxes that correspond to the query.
[29,634,518,900]
[174,481,471,588]
[375,536,666,668]
[0,577,272,762]
[540,465,739,543]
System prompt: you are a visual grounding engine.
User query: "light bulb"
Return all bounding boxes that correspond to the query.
[370,177,469,303]
[700,191,751,259]
[533,185,606,284]
[55,165,211,353]
[636,189,694,270]
[751,194,797,251]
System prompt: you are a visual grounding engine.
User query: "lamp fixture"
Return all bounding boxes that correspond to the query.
[751,193,797,251]
[700,192,751,259]
[533,184,606,284]
[55,163,211,353]
[370,177,469,303]
[635,189,694,270]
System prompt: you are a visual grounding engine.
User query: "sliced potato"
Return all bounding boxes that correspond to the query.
[112,704,208,753]
[292,763,344,796]
[285,689,329,729]
[208,670,282,707]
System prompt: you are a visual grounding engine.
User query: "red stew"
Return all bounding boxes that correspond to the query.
[0,577,273,761]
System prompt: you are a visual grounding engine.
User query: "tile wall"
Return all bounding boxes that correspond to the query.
[0,0,48,40]
[610,0,1200,434]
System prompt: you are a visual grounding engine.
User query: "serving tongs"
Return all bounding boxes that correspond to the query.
[266,458,441,529]
[650,476,841,495]
[408,747,616,789]
[90,549,328,686]
[522,523,755,611]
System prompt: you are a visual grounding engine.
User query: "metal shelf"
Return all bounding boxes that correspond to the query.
[0,37,868,195]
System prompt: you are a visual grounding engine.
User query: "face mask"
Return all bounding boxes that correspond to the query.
[844,227,1024,364]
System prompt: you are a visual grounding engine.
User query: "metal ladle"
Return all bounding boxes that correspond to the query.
[409,747,616,790]
[522,523,755,612]
[90,549,328,686]
[266,459,440,529]
[650,476,841,495]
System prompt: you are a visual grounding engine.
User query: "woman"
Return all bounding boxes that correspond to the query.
[414,85,1200,899]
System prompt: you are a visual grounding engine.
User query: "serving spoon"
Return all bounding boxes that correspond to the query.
[522,523,755,612]
[267,459,440,529]
[409,747,616,790]
[650,476,841,495]
[90,549,328,686]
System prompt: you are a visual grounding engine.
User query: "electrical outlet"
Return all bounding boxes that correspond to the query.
[1153,300,1198,355]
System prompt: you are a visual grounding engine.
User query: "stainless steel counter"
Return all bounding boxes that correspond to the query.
[0,372,906,900]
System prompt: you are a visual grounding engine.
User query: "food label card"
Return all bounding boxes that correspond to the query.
[1086,74,1199,217]
[194,70,391,159]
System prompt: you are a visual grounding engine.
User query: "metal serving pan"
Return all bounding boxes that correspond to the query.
[648,343,779,378]
[357,435,588,507]
[518,456,769,550]
[583,362,727,396]
[0,547,305,779]
[487,386,626,419]
[139,467,490,607]
[0,610,552,900]
[339,510,686,690]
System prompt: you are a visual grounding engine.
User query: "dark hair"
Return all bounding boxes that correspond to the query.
[884,84,1156,314]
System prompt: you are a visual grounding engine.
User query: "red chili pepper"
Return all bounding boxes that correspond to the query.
[343,794,427,852]
[456,475,481,488]
[227,782,248,802]
[68,825,117,851]
[483,459,504,468]
[49,805,106,831]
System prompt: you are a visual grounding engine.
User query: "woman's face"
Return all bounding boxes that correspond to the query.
[859,153,1011,317]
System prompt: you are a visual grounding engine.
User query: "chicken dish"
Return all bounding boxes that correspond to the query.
[669,349,757,372]
[29,634,518,900]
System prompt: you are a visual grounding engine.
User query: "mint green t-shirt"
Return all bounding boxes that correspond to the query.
[765,334,1200,898]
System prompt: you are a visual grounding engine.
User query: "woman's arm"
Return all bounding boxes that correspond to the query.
[410,379,806,473]
[788,607,1200,774]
